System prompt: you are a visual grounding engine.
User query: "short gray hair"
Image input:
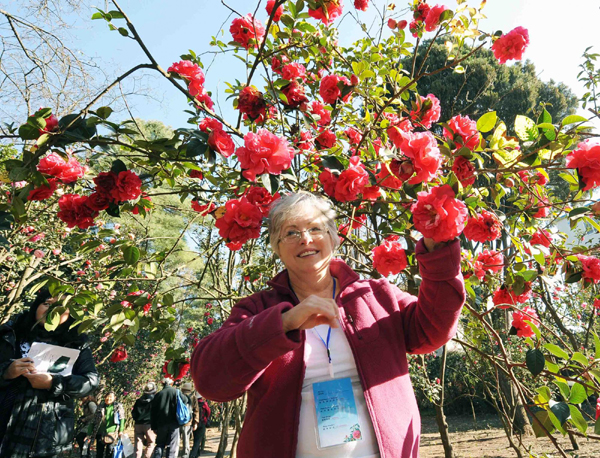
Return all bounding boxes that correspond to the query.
[268,192,339,254]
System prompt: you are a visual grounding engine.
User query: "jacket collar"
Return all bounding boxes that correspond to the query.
[266,258,360,299]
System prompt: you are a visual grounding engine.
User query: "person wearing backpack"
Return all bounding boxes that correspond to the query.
[132,382,157,458]
[178,383,198,458]
[150,378,187,458]
[189,394,210,458]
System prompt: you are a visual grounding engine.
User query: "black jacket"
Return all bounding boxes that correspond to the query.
[0,301,99,457]
[132,393,155,425]
[151,385,187,430]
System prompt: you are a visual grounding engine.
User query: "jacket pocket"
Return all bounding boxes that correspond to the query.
[341,291,380,343]
[54,404,75,447]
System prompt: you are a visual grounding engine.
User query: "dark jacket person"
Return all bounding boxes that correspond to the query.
[0,289,100,457]
[151,378,186,458]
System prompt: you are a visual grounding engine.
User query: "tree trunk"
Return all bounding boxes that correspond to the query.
[216,402,232,458]
[498,370,534,436]
[434,345,455,458]
[230,395,247,458]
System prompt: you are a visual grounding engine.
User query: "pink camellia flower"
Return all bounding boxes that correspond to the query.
[309,101,331,126]
[319,168,338,199]
[28,178,59,201]
[189,84,214,109]
[411,185,468,242]
[354,0,368,11]
[52,248,61,255]
[38,114,59,135]
[238,86,267,122]
[493,287,517,309]
[594,299,600,309]
[282,63,307,82]
[266,0,284,21]
[410,94,441,129]
[596,398,600,421]
[352,429,362,440]
[215,196,263,248]
[308,0,344,25]
[577,254,600,283]
[463,210,502,242]
[167,61,205,85]
[530,229,552,247]
[199,118,223,133]
[208,129,235,157]
[28,233,45,243]
[235,129,296,181]
[565,139,600,191]
[230,14,265,50]
[334,157,370,202]
[192,201,216,216]
[280,80,309,108]
[33,250,45,259]
[37,154,85,184]
[444,115,480,150]
[511,306,539,338]
[396,130,442,184]
[452,156,476,187]
[315,129,337,150]
[387,18,397,29]
[376,160,406,190]
[424,5,447,32]
[492,27,529,64]
[476,250,504,274]
[319,74,352,105]
[245,186,280,216]
[372,240,407,277]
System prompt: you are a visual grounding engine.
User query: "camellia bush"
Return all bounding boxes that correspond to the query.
[1,0,600,456]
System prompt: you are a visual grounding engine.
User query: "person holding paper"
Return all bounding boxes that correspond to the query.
[191,192,465,458]
[0,288,99,458]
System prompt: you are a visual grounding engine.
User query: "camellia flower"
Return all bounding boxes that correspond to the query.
[266,0,284,21]
[319,74,352,105]
[424,5,447,32]
[308,0,344,25]
[111,170,142,202]
[530,229,552,247]
[244,186,280,216]
[444,115,480,150]
[230,14,265,50]
[237,86,267,121]
[214,196,264,249]
[28,178,59,201]
[110,347,128,363]
[280,80,309,108]
[452,156,476,187]
[565,139,600,191]
[409,93,441,129]
[476,250,504,274]
[199,118,223,133]
[463,210,502,242]
[167,61,205,85]
[315,129,337,150]
[376,160,411,190]
[192,201,216,216]
[282,63,307,82]
[576,254,600,283]
[511,306,539,338]
[37,154,85,184]
[334,157,370,202]
[492,26,529,64]
[309,101,331,126]
[372,240,407,276]
[208,129,235,157]
[396,130,442,184]
[411,185,468,242]
[354,0,369,11]
[57,194,98,229]
[235,129,296,181]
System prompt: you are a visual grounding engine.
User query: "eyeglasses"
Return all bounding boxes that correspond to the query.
[278,226,328,244]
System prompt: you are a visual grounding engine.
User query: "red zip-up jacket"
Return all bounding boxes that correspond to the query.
[191,239,465,458]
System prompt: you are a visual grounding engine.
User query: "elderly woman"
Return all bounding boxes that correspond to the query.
[191,192,465,458]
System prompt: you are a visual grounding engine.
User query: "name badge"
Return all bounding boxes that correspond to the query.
[312,377,363,448]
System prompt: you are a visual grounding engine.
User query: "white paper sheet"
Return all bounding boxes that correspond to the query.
[27,342,80,376]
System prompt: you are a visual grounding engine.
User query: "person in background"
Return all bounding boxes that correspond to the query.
[0,288,99,458]
[179,382,199,458]
[151,378,183,458]
[94,391,125,458]
[189,394,211,458]
[132,382,158,458]
[75,394,98,457]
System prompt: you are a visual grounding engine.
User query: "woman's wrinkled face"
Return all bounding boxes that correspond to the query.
[105,393,115,405]
[35,297,69,325]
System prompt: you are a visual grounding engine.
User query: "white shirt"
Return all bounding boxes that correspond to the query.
[296,324,381,458]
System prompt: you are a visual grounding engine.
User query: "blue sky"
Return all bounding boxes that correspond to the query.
[61,0,600,130]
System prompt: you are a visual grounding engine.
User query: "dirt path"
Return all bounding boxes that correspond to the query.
[200,414,600,457]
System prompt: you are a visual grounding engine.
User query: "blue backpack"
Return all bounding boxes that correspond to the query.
[176,390,192,425]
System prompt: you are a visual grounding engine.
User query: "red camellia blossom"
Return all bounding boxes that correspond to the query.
[319,168,338,198]
[410,93,441,129]
[376,160,405,190]
[87,192,112,211]
[444,115,480,150]
[189,170,204,179]
[315,129,337,150]
[215,196,264,249]
[334,156,370,202]
[476,250,504,274]
[245,186,280,216]
[37,153,85,184]
[28,178,58,201]
[596,398,600,421]
[511,306,539,338]
[309,101,331,126]
[93,171,118,196]
[452,156,476,187]
[492,26,529,65]
[208,129,235,157]
[296,130,315,151]
[354,0,369,11]
[396,130,442,184]
[235,129,296,181]
[565,139,600,191]
[57,194,98,229]
[493,287,517,309]
[308,0,344,25]
[411,185,468,242]
[111,170,142,202]
[372,240,407,276]
[282,63,307,82]
[463,210,502,242]
[167,60,205,85]
[424,5,447,32]
[530,229,552,247]
[319,74,351,105]
[266,0,284,21]
[345,128,362,145]
[238,86,267,121]
[199,117,223,133]
[281,80,309,108]
[189,84,214,110]
[387,18,397,29]
[110,347,128,363]
[191,201,217,216]
[39,114,59,134]
[230,14,265,50]
[577,254,600,283]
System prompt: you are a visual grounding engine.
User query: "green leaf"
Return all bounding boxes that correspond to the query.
[526,349,545,376]
[532,409,555,438]
[595,418,600,435]
[117,27,129,36]
[107,10,126,19]
[561,114,588,126]
[569,207,590,219]
[91,12,104,19]
[18,123,40,140]
[568,405,588,434]
[163,293,174,307]
[544,343,569,360]
[594,333,600,360]
[536,386,552,403]
[96,107,113,119]
[549,402,570,426]
[514,115,538,142]
[476,111,497,133]
[121,246,140,265]
[111,159,127,174]
[296,0,305,13]
[8,167,30,182]
[571,351,589,367]
[568,383,587,404]
[554,381,570,400]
